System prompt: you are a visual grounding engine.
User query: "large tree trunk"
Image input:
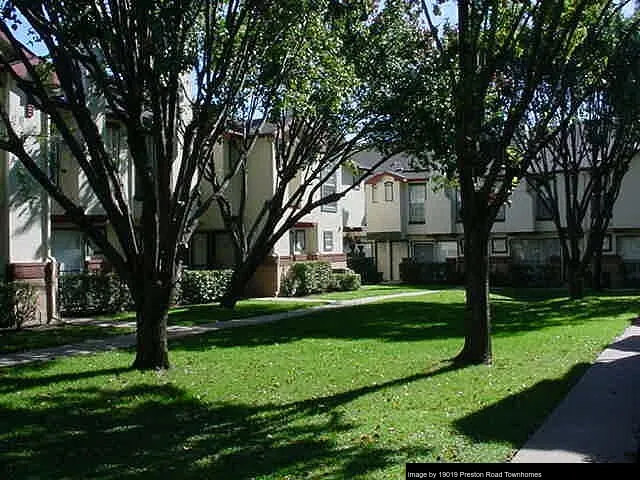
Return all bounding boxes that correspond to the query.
[592,247,604,291]
[132,279,172,370]
[566,258,585,300]
[220,245,271,309]
[456,225,492,365]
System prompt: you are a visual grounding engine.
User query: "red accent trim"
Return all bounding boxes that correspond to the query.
[8,262,46,280]
[294,222,316,228]
[318,253,347,263]
[365,171,409,185]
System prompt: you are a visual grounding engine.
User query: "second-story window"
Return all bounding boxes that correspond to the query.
[106,122,122,169]
[536,191,553,221]
[372,183,379,203]
[321,168,337,213]
[384,181,394,201]
[409,183,426,224]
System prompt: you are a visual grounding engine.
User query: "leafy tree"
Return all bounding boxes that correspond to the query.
[377,0,636,364]
[209,3,405,308]
[525,21,640,297]
[0,0,306,369]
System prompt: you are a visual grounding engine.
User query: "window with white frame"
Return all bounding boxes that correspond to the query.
[384,181,394,201]
[371,183,378,203]
[321,168,337,212]
[323,231,334,252]
[409,183,426,224]
[290,229,306,254]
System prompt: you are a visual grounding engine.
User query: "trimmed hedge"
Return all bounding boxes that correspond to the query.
[178,269,234,305]
[347,255,382,284]
[59,273,133,316]
[0,281,38,329]
[281,261,361,296]
[399,260,463,285]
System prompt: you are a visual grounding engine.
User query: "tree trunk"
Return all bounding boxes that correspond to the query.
[220,246,270,309]
[592,243,604,292]
[566,259,585,299]
[132,280,171,370]
[456,226,492,365]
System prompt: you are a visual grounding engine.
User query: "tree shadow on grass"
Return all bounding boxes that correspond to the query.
[453,363,590,447]
[168,293,639,352]
[0,362,458,479]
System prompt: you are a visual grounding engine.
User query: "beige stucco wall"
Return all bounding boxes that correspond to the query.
[341,166,366,229]
[365,176,403,233]
[424,184,453,235]
[611,154,640,229]
[6,82,47,263]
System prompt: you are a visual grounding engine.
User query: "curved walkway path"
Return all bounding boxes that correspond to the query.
[0,290,435,368]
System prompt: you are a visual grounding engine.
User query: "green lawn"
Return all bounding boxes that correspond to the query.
[1,300,326,355]
[1,290,637,478]
[0,324,134,355]
[309,283,440,301]
[104,299,328,325]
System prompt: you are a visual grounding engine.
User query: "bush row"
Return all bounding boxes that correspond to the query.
[347,255,382,284]
[0,281,38,329]
[59,273,133,316]
[58,269,234,316]
[280,261,361,296]
[399,260,564,288]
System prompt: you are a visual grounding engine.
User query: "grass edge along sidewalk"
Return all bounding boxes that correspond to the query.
[0,290,437,367]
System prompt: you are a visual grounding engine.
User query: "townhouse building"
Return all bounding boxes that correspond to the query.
[355,150,640,288]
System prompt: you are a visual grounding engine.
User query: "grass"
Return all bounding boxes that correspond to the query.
[309,283,440,301]
[103,299,328,326]
[0,324,134,355]
[0,300,326,355]
[1,289,637,478]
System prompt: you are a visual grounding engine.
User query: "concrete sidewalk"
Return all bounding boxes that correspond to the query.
[0,290,436,368]
[511,320,640,463]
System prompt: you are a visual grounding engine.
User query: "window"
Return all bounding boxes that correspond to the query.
[290,229,306,254]
[602,234,612,253]
[323,231,334,252]
[321,168,338,213]
[371,183,379,203]
[106,122,122,170]
[384,181,394,201]
[536,192,553,221]
[511,238,561,265]
[135,135,158,200]
[189,232,212,269]
[456,190,463,222]
[491,238,508,254]
[409,183,426,224]
[413,242,434,263]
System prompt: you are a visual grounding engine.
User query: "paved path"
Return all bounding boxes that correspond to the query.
[0,290,436,368]
[511,320,640,463]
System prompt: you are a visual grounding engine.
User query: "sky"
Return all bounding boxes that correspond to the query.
[8,0,637,59]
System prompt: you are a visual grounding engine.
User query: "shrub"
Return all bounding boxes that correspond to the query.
[347,255,382,284]
[332,271,361,291]
[178,269,234,305]
[399,260,462,285]
[59,273,132,316]
[0,281,38,328]
[280,261,334,296]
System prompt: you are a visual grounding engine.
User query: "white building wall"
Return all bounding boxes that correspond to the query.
[365,176,403,233]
